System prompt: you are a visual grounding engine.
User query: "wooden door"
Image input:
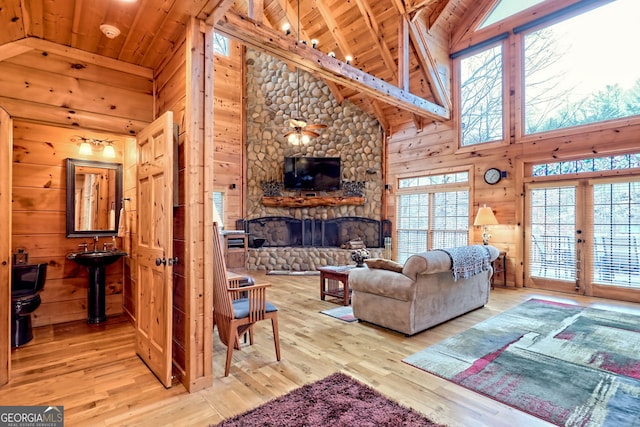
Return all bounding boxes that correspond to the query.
[135,112,175,388]
[0,108,12,386]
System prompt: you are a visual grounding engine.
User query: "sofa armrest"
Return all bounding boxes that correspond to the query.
[402,251,451,281]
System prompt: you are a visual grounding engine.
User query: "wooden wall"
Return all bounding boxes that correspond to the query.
[212,41,244,227]
[12,122,126,326]
[387,113,640,288]
[2,42,153,327]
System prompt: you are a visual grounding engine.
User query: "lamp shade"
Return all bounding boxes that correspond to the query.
[474,205,498,226]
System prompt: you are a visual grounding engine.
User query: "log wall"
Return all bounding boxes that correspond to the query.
[12,122,126,326]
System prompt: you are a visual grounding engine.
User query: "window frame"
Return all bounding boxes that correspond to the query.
[453,0,640,150]
[394,168,472,262]
[453,38,510,151]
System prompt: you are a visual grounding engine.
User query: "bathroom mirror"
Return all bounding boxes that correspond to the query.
[66,158,123,238]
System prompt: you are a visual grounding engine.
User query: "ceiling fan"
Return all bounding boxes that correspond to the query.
[284,117,327,145]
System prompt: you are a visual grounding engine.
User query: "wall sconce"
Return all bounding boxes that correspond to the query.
[282,23,291,36]
[473,204,499,245]
[77,136,117,158]
[345,55,353,65]
[311,39,318,48]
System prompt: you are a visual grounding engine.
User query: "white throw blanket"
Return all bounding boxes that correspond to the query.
[436,245,491,281]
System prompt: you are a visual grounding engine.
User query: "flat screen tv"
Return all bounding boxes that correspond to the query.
[284,157,341,191]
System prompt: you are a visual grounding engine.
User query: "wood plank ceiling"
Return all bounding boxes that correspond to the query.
[0,0,478,132]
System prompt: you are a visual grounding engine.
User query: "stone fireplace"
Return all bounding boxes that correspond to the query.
[242,50,386,270]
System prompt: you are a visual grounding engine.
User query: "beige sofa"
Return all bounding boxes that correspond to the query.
[349,245,499,335]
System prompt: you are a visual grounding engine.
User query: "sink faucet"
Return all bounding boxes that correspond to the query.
[93,236,99,252]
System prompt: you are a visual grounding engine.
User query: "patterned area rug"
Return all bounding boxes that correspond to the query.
[403,298,640,426]
[321,306,357,322]
[209,372,444,427]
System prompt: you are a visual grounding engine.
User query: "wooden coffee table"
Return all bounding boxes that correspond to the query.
[317,265,356,306]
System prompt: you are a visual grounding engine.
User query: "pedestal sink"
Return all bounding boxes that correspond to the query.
[67,250,127,324]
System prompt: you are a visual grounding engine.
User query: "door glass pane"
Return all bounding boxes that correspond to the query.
[529,186,576,279]
[592,181,640,288]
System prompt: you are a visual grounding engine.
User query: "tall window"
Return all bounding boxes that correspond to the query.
[459,44,504,146]
[523,0,640,135]
[213,191,224,227]
[396,172,469,263]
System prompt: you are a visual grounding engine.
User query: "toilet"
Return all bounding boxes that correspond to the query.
[11,263,48,348]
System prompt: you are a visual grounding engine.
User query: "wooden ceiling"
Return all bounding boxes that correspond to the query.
[0,0,481,132]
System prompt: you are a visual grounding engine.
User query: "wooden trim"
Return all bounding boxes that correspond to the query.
[261,196,365,207]
[0,108,12,386]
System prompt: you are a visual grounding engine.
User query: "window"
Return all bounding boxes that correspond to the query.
[479,0,546,29]
[396,172,469,263]
[532,153,640,177]
[459,44,504,146]
[213,191,224,227]
[214,33,229,56]
[523,0,640,134]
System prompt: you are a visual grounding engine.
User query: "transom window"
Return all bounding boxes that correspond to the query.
[532,153,640,177]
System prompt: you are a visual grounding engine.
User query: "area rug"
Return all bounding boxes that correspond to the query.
[209,372,444,426]
[266,270,320,275]
[403,298,640,427]
[320,306,357,322]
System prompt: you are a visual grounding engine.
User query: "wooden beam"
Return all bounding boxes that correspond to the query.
[213,12,449,121]
[314,0,353,61]
[15,37,153,78]
[398,15,409,91]
[211,0,237,25]
[325,80,344,105]
[354,0,398,82]
[248,0,265,23]
[423,0,451,29]
[0,42,33,62]
[409,18,451,110]
[371,100,390,132]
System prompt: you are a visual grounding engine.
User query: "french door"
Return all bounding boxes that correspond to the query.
[525,177,640,302]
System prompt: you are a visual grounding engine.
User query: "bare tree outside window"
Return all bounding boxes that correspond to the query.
[460,45,503,146]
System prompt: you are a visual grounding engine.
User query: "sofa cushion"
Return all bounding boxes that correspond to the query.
[365,258,404,273]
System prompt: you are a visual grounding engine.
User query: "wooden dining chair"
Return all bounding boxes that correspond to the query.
[212,222,281,377]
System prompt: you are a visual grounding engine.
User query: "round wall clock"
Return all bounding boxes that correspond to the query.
[484,168,502,185]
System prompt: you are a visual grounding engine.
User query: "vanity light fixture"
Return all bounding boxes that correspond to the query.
[103,142,116,158]
[77,136,117,158]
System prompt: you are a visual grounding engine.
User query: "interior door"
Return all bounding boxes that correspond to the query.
[135,111,175,388]
[0,108,12,386]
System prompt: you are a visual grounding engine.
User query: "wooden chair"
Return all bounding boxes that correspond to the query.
[212,222,281,376]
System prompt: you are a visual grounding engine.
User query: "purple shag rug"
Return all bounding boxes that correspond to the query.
[210,372,445,427]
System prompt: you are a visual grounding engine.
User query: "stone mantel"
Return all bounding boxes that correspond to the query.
[261,196,365,207]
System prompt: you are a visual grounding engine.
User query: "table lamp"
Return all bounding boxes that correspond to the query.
[474,205,498,245]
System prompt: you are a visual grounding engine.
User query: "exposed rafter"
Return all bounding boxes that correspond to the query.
[212,11,450,121]
[354,0,398,83]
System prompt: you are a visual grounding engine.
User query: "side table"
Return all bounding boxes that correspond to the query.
[317,265,356,306]
[491,251,507,288]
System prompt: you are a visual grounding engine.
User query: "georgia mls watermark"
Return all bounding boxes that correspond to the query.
[0,406,64,427]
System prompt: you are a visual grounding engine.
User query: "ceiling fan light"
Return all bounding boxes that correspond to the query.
[302,134,310,144]
[288,133,299,144]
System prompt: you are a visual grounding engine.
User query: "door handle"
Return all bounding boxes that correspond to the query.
[168,257,179,266]
[156,257,167,266]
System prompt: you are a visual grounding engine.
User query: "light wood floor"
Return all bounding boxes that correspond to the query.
[3,271,639,426]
